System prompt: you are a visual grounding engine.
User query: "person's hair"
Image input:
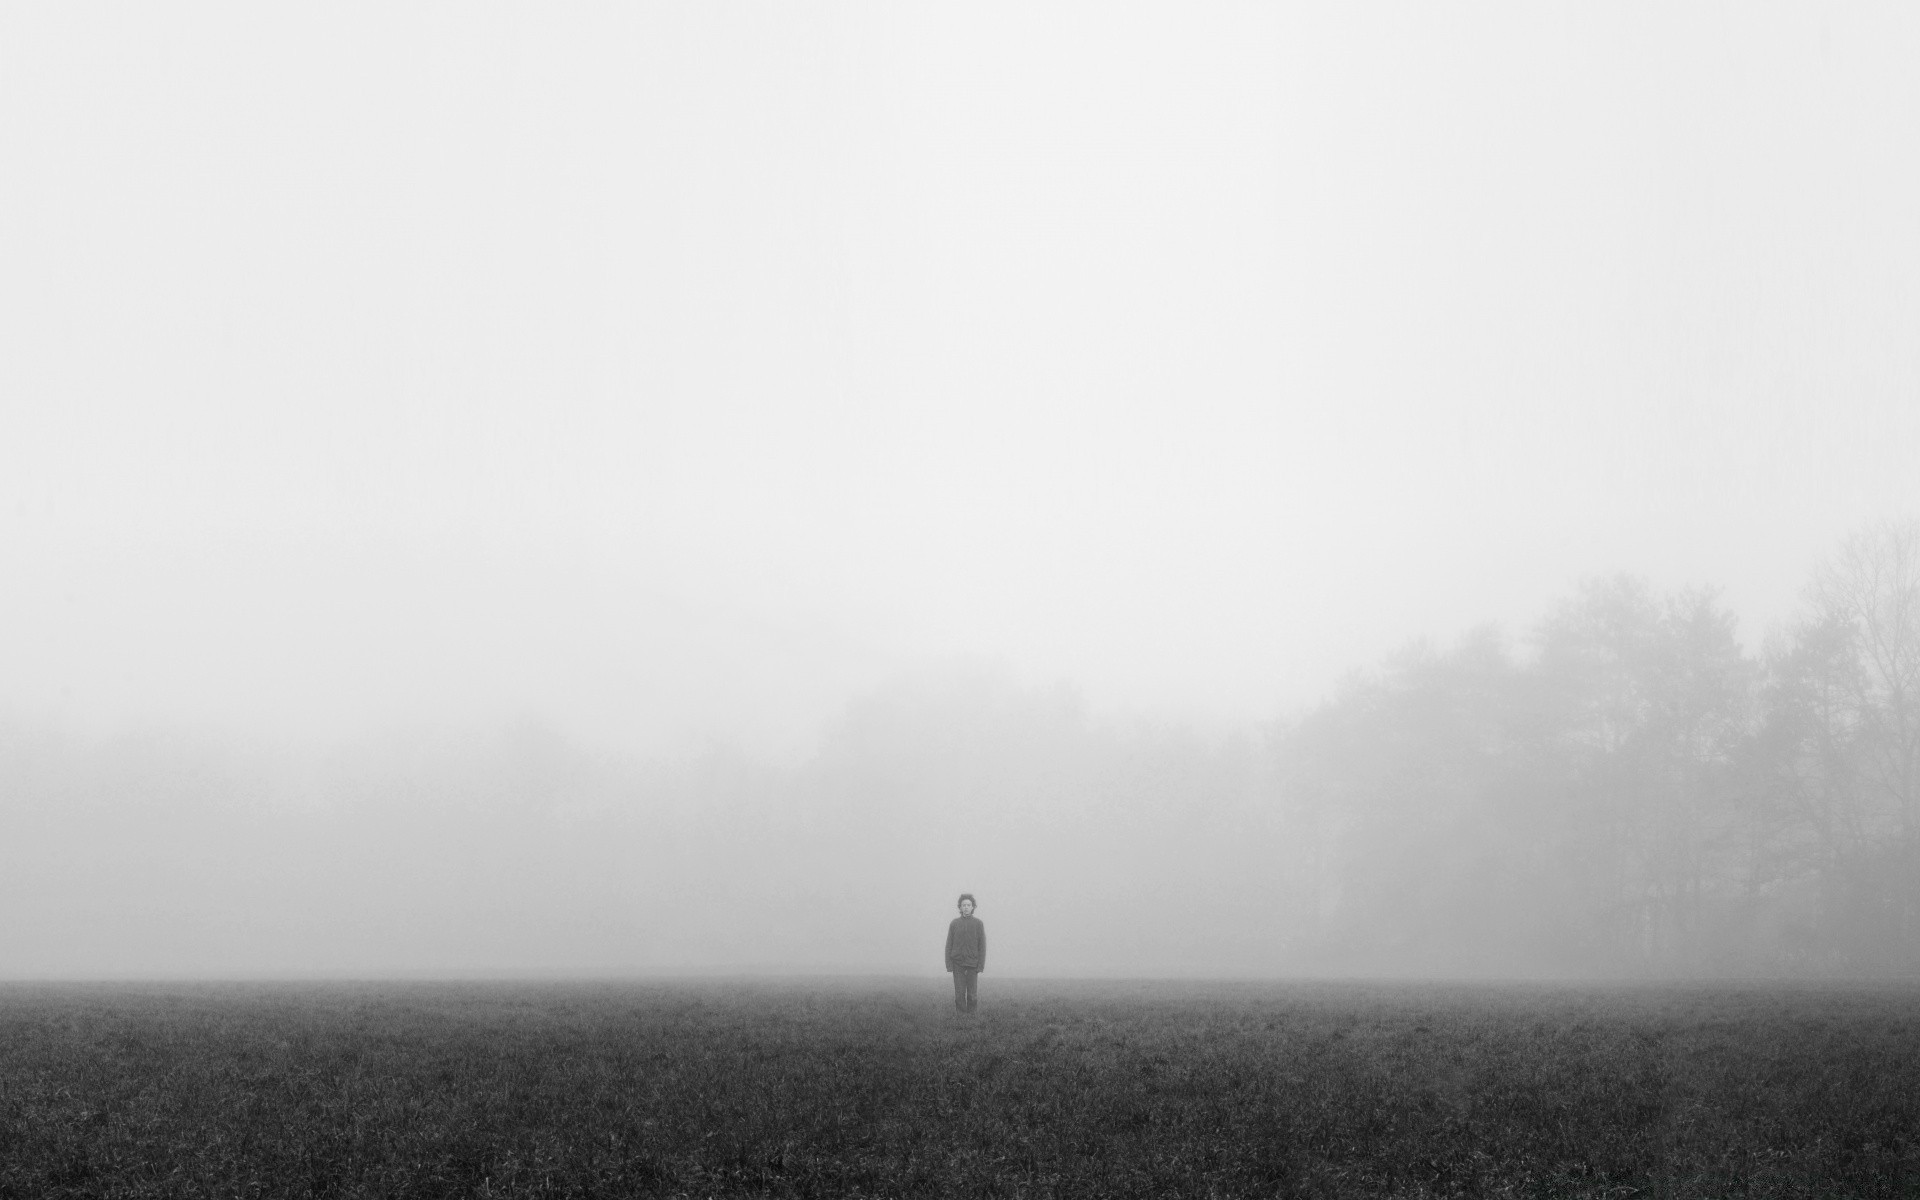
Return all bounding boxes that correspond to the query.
[957,893,976,910]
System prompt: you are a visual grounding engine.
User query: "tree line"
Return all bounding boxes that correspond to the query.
[1,521,1914,977]
[1274,519,1920,975]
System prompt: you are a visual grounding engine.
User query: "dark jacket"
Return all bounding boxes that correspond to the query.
[945,914,986,973]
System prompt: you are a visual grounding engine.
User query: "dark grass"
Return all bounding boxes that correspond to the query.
[2,978,1917,1198]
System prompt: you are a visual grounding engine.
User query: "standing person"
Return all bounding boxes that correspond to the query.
[945,894,986,1013]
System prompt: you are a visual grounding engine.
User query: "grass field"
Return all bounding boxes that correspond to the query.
[1,978,1916,1198]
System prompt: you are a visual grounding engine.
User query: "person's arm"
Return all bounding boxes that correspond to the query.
[944,920,956,972]
[979,922,986,973]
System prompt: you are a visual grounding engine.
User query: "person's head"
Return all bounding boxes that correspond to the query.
[958,893,976,916]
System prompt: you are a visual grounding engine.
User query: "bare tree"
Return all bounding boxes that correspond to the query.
[1807,520,1920,839]
[1802,518,1920,964]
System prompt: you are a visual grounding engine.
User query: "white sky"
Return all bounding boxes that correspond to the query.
[4,4,1918,756]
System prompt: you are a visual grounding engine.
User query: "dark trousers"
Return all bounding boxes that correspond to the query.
[951,968,978,1012]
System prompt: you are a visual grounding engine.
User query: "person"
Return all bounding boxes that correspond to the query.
[945,893,986,1013]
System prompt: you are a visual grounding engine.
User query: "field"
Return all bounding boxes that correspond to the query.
[1,979,1916,1198]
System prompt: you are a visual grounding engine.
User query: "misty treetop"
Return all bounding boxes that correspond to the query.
[1,522,1916,978]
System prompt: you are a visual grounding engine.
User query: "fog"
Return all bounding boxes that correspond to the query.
[4,5,1919,978]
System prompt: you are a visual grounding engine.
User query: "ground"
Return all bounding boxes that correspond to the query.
[1,977,1915,1197]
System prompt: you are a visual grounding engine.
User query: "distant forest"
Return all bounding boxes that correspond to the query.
[2,521,1916,978]
[1272,518,1920,976]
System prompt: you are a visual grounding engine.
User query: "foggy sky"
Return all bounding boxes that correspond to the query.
[6,5,1919,756]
